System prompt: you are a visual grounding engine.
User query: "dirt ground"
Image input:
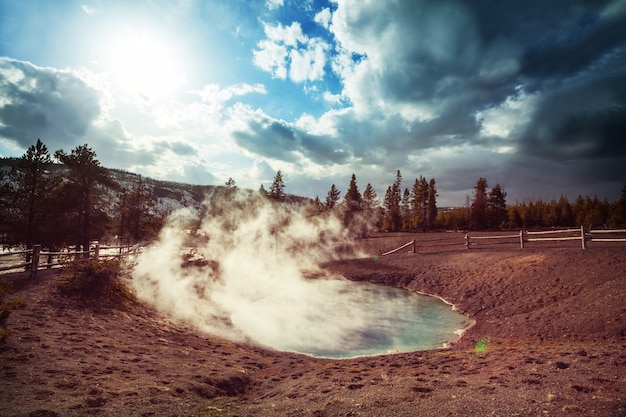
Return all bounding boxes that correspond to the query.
[0,232,625,417]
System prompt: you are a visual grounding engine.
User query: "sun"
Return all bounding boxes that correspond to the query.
[104,33,186,97]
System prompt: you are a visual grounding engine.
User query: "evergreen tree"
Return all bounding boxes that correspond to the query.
[269,170,286,202]
[411,176,428,231]
[556,195,574,227]
[7,139,60,247]
[401,188,411,229]
[362,183,379,210]
[609,183,626,227]
[342,173,363,228]
[470,178,489,230]
[487,183,507,229]
[325,184,340,210]
[55,144,117,254]
[383,172,402,232]
[361,183,382,231]
[344,173,362,210]
[116,176,159,244]
[426,178,438,230]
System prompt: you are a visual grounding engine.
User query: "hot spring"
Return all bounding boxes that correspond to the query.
[239,279,473,359]
[131,194,473,359]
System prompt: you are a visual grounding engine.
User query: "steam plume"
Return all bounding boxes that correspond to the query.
[131,190,370,354]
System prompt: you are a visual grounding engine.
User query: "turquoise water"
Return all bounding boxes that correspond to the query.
[279,281,473,359]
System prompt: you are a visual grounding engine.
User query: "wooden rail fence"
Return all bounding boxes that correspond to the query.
[0,243,137,278]
[382,227,626,256]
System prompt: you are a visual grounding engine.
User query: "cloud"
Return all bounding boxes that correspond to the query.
[265,0,283,11]
[229,104,349,167]
[80,4,100,15]
[289,38,328,83]
[2,0,625,206]
[254,21,330,83]
[475,87,540,140]
[0,58,102,150]
[314,7,331,29]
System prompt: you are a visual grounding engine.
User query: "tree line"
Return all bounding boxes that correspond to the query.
[260,169,439,235]
[3,139,625,252]
[0,139,163,252]
[264,170,626,232]
[437,178,626,230]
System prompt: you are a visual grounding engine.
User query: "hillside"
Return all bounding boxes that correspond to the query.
[1,158,309,217]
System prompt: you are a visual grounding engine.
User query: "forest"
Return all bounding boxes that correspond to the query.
[2,139,626,251]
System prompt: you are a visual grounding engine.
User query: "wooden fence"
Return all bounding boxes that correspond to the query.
[382,227,626,256]
[0,243,137,278]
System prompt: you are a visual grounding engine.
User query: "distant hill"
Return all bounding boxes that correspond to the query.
[1,158,309,217]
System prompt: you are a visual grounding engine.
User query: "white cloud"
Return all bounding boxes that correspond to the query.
[314,7,331,29]
[475,87,540,139]
[322,91,343,104]
[265,0,284,11]
[264,21,306,47]
[253,39,288,79]
[288,39,328,82]
[196,83,266,107]
[254,22,330,84]
[81,4,100,15]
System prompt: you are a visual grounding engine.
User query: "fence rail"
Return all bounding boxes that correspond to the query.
[588,229,626,242]
[0,243,137,278]
[381,226,625,256]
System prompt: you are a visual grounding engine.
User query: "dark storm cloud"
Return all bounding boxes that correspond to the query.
[232,113,348,165]
[519,7,626,78]
[0,58,100,150]
[519,50,626,161]
[322,0,626,201]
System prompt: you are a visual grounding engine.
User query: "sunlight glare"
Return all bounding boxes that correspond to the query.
[105,33,185,97]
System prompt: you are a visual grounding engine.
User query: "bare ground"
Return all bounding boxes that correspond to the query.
[0,233,625,416]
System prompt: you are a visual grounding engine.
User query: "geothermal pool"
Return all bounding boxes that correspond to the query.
[241,281,473,359]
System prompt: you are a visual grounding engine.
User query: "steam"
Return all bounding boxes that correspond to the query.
[131,190,372,354]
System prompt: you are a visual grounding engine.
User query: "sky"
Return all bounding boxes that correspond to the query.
[0,0,625,206]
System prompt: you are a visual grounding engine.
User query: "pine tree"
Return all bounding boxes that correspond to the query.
[470,178,489,230]
[383,172,402,231]
[269,170,286,202]
[362,183,381,230]
[325,184,340,210]
[344,173,362,210]
[55,144,117,254]
[426,178,438,230]
[401,188,411,229]
[411,176,428,231]
[362,183,379,210]
[116,176,158,243]
[487,183,507,229]
[609,183,626,227]
[8,139,60,247]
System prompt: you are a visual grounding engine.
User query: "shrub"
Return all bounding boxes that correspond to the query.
[0,280,24,344]
[58,258,135,306]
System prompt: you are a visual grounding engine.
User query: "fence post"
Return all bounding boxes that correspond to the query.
[412,239,416,254]
[47,247,53,269]
[519,229,525,249]
[31,245,41,279]
[581,225,587,250]
[465,233,470,249]
[94,243,100,260]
